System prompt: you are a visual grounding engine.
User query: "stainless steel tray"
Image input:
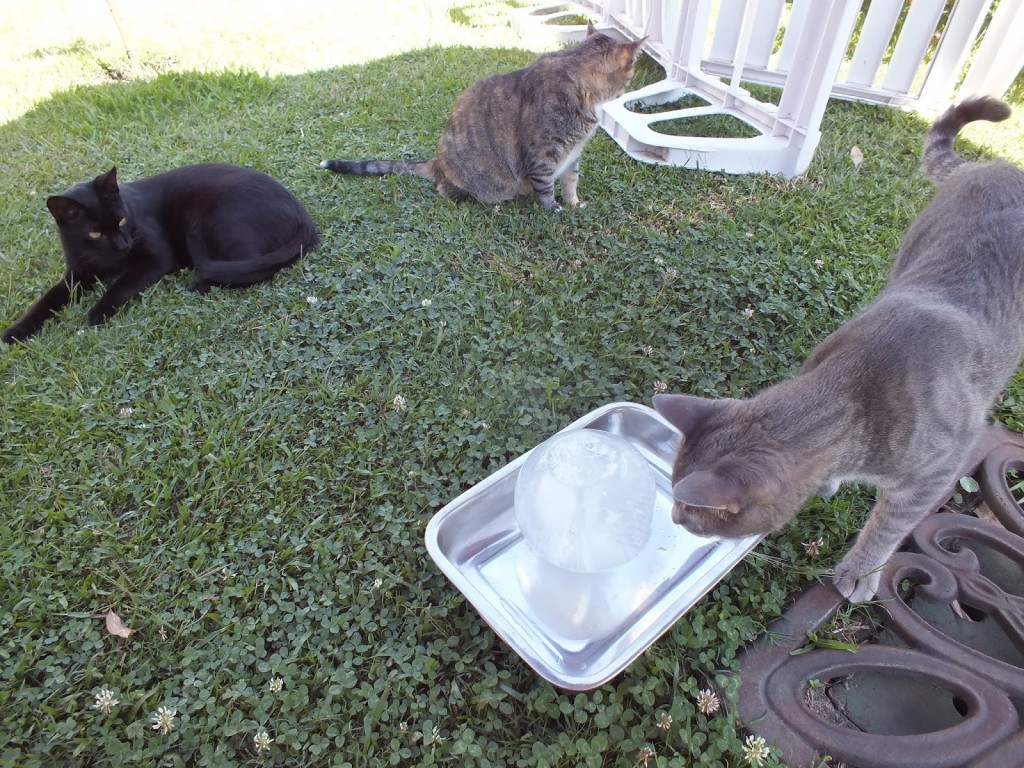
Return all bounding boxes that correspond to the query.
[425,402,764,690]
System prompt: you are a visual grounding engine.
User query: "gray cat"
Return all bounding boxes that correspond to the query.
[653,96,1023,602]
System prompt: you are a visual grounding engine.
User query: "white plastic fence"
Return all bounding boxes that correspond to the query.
[518,0,1024,177]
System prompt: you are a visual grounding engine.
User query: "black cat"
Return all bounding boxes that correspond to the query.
[1,163,319,343]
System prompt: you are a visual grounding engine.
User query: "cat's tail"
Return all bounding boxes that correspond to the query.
[197,220,320,286]
[320,158,437,182]
[922,95,1011,183]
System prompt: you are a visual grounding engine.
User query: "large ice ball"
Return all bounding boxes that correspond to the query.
[514,429,656,572]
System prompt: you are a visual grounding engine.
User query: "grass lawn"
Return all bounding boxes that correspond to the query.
[1,1,1023,765]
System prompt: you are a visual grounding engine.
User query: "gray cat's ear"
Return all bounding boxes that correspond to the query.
[96,167,120,199]
[46,195,85,223]
[671,470,737,513]
[586,21,597,37]
[653,393,720,437]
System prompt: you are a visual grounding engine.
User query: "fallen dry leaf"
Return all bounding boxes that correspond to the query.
[973,500,1000,527]
[950,600,974,622]
[850,145,864,169]
[103,609,136,638]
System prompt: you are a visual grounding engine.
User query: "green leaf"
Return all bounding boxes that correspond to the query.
[959,476,980,493]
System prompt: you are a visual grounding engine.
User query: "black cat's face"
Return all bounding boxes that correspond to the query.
[47,167,133,277]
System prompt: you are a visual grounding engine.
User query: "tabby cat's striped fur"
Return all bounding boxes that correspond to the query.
[321,26,643,211]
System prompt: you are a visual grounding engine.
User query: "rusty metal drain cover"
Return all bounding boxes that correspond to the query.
[734,424,1024,768]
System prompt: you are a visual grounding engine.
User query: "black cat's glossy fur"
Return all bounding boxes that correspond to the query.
[2,163,319,343]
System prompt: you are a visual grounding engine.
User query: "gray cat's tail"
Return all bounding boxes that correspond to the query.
[320,158,436,181]
[922,96,1011,183]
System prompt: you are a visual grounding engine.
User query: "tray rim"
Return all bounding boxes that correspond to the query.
[424,401,764,690]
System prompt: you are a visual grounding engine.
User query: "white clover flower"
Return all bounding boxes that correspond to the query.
[814,258,824,267]
[253,730,273,753]
[268,677,284,693]
[697,688,720,715]
[654,380,668,395]
[742,306,755,318]
[428,725,446,745]
[118,406,134,416]
[642,344,654,356]
[150,706,177,735]
[743,734,771,766]
[803,537,825,556]
[91,688,119,714]
[636,745,656,766]
[656,711,673,730]
[653,256,665,266]
[421,298,432,307]
[392,394,408,413]
[664,266,679,281]
[305,295,319,304]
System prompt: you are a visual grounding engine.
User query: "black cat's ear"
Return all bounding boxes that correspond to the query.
[46,195,86,223]
[671,470,737,513]
[653,393,721,438]
[96,167,120,199]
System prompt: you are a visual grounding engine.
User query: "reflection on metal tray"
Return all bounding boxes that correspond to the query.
[424,402,764,690]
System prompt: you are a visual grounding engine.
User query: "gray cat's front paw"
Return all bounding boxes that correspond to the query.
[832,556,883,603]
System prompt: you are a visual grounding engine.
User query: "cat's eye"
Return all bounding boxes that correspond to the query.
[118,217,127,227]
[88,231,102,240]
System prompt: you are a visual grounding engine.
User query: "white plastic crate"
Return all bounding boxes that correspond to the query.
[517,0,1024,177]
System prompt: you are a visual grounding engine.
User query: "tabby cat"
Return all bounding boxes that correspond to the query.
[321,25,643,211]
[653,96,1023,602]
[2,163,319,343]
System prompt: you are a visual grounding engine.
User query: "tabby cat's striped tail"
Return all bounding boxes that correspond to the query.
[922,96,1011,184]
[319,158,437,181]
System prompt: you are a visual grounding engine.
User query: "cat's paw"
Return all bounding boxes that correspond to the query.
[86,306,112,326]
[832,560,882,603]
[2,323,35,344]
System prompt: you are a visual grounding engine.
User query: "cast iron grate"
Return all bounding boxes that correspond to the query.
[734,424,1024,768]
